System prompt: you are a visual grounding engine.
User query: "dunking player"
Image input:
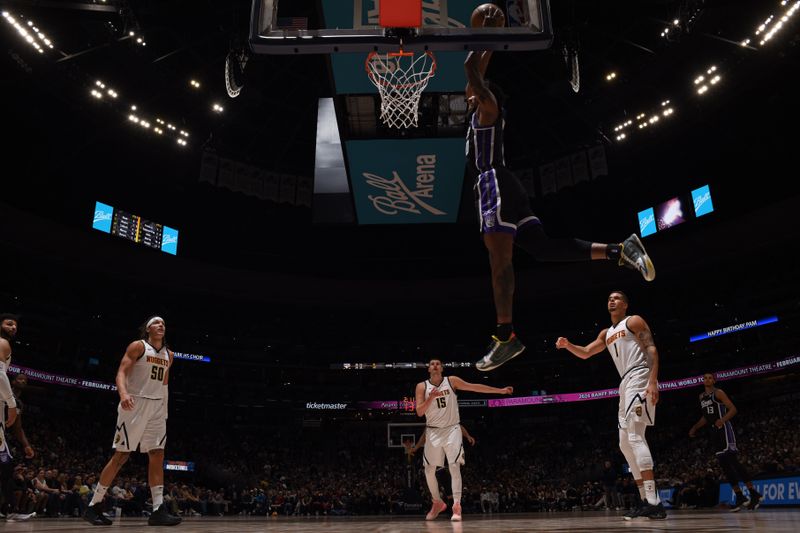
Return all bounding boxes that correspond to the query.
[0,313,35,522]
[415,358,512,521]
[83,316,181,527]
[465,5,655,372]
[556,292,666,519]
[689,373,762,511]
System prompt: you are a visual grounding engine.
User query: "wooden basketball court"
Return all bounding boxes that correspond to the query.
[4,509,798,532]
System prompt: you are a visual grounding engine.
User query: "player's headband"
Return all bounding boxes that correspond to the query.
[146,316,165,329]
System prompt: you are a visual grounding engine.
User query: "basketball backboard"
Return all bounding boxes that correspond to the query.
[387,422,425,448]
[250,0,552,54]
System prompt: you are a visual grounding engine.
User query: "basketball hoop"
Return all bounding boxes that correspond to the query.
[366,48,437,129]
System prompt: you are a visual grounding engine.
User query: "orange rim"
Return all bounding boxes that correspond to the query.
[365,50,437,89]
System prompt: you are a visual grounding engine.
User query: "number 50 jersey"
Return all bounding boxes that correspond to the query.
[127,340,170,399]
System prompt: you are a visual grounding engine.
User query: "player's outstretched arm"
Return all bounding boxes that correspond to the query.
[555,330,607,360]
[461,425,476,446]
[449,375,512,395]
[411,432,426,454]
[464,52,499,125]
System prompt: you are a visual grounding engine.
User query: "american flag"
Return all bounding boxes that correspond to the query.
[276,17,308,30]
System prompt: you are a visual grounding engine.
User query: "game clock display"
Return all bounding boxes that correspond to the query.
[93,201,178,255]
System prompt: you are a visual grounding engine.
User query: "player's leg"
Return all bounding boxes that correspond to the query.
[625,421,665,519]
[423,435,447,520]
[515,219,655,281]
[618,391,647,520]
[618,427,644,512]
[717,452,749,511]
[485,231,515,328]
[474,170,525,371]
[476,231,525,371]
[1,436,16,518]
[621,384,665,521]
[733,452,762,510]
[444,427,465,521]
[83,450,129,525]
[141,399,181,526]
[515,223,595,262]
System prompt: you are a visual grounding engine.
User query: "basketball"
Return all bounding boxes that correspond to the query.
[471,3,506,28]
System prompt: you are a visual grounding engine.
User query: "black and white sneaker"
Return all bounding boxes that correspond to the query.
[83,503,113,526]
[6,511,36,522]
[148,505,182,526]
[622,506,642,521]
[730,493,749,512]
[619,233,656,281]
[638,502,667,519]
[475,333,526,372]
[747,490,762,510]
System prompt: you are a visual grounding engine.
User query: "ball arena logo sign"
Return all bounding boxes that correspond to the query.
[363,155,444,217]
[347,138,465,224]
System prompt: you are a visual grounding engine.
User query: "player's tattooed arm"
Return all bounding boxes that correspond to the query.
[628,315,660,404]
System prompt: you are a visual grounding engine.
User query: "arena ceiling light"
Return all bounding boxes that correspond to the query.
[212,103,224,113]
[609,99,676,142]
[129,29,146,47]
[744,0,800,47]
[2,11,54,54]
[93,80,118,99]
[127,109,191,147]
[190,79,201,89]
[605,71,617,82]
[694,65,721,95]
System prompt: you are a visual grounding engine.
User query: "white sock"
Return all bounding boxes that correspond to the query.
[151,485,164,511]
[90,484,108,506]
[644,480,659,505]
[637,483,645,501]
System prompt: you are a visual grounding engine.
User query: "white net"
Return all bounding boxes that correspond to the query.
[366,50,436,129]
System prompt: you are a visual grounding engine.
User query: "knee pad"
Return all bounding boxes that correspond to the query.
[619,428,642,479]
[627,431,654,472]
[619,428,632,454]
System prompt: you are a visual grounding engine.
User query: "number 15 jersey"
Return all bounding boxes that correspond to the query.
[424,376,459,428]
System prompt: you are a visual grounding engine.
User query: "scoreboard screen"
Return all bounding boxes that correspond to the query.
[93,201,178,255]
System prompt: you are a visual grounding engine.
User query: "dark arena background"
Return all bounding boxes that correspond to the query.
[1,1,799,531]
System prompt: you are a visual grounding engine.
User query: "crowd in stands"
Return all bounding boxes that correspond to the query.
[3,381,798,519]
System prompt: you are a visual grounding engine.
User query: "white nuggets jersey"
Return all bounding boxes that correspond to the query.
[424,377,459,428]
[605,316,648,379]
[127,340,169,399]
